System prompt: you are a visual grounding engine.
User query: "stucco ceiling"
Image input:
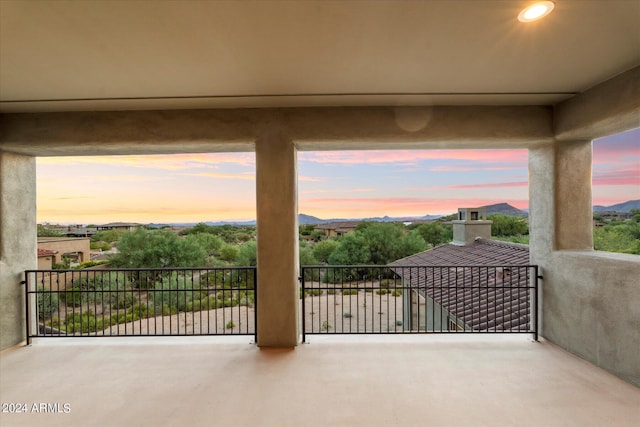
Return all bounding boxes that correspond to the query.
[1,0,639,112]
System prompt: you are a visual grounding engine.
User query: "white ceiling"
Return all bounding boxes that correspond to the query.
[1,0,639,112]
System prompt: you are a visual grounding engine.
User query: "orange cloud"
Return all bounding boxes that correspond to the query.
[186,172,255,180]
[300,196,528,217]
[38,153,255,170]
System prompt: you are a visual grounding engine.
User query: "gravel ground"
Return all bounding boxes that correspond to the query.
[91,290,404,336]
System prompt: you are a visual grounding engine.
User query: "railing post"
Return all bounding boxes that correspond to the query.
[253,267,258,343]
[301,269,306,343]
[534,265,539,342]
[23,272,30,345]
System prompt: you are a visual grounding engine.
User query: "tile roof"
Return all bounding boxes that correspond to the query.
[37,248,57,257]
[389,238,532,331]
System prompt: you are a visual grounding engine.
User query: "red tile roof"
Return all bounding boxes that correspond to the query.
[37,248,57,257]
[389,239,532,331]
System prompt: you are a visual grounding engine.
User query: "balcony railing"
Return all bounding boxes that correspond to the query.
[24,267,257,343]
[300,265,538,342]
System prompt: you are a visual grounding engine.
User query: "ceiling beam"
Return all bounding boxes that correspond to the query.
[0,106,553,156]
[554,66,640,141]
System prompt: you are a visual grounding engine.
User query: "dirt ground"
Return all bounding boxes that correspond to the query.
[88,290,404,336]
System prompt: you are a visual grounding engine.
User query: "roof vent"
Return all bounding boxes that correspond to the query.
[452,207,492,245]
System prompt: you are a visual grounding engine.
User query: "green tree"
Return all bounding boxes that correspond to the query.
[594,221,640,254]
[299,245,317,265]
[91,229,124,243]
[219,244,240,262]
[328,233,369,265]
[312,239,340,264]
[188,232,224,255]
[37,224,64,237]
[415,222,452,247]
[236,241,257,266]
[109,228,208,269]
[488,214,529,236]
[359,222,405,264]
[397,230,428,257]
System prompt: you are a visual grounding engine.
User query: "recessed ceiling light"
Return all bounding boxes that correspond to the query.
[518,1,555,22]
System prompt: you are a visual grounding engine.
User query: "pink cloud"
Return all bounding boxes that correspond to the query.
[592,168,640,186]
[299,150,527,166]
[447,181,529,190]
[429,165,521,172]
[406,181,528,191]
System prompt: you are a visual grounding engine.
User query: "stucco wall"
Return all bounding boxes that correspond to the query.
[539,251,640,387]
[0,152,36,349]
[530,143,640,387]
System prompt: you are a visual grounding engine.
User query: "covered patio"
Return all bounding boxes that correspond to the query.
[2,336,639,426]
[1,3,639,425]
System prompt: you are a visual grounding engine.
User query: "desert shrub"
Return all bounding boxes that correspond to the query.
[379,279,398,289]
[391,289,402,297]
[321,321,332,331]
[305,289,323,296]
[376,289,390,295]
[64,311,98,333]
[131,303,154,318]
[238,290,254,307]
[37,286,59,320]
[343,312,352,318]
[342,289,358,295]
[60,287,85,307]
[327,289,337,295]
[226,321,235,330]
[45,317,61,328]
[150,273,201,312]
[73,260,109,269]
[364,288,373,293]
[186,295,221,312]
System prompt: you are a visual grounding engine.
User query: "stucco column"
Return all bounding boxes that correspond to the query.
[0,152,36,349]
[255,129,299,347]
[529,140,593,255]
[529,144,556,259]
[555,140,593,250]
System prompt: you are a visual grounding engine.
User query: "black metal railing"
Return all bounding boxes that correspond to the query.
[24,267,257,343]
[300,265,538,342]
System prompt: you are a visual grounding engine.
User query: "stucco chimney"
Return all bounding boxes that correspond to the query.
[452,207,492,245]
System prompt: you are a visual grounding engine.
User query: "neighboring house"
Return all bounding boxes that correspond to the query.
[65,226,98,237]
[314,221,360,238]
[37,248,58,269]
[37,237,91,266]
[97,222,142,232]
[389,207,531,332]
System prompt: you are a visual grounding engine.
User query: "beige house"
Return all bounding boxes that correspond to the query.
[36,248,57,270]
[37,237,91,266]
[314,221,361,238]
[96,222,142,232]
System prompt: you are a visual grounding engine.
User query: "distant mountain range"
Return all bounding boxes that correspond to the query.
[148,200,638,228]
[593,199,640,213]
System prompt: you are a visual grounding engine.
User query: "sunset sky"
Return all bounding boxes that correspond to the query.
[37,128,639,225]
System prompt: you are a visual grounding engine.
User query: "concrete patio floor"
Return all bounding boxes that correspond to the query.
[1,336,638,427]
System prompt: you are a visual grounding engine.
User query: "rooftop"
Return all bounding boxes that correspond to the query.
[391,239,531,331]
[391,238,530,266]
[36,249,57,257]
